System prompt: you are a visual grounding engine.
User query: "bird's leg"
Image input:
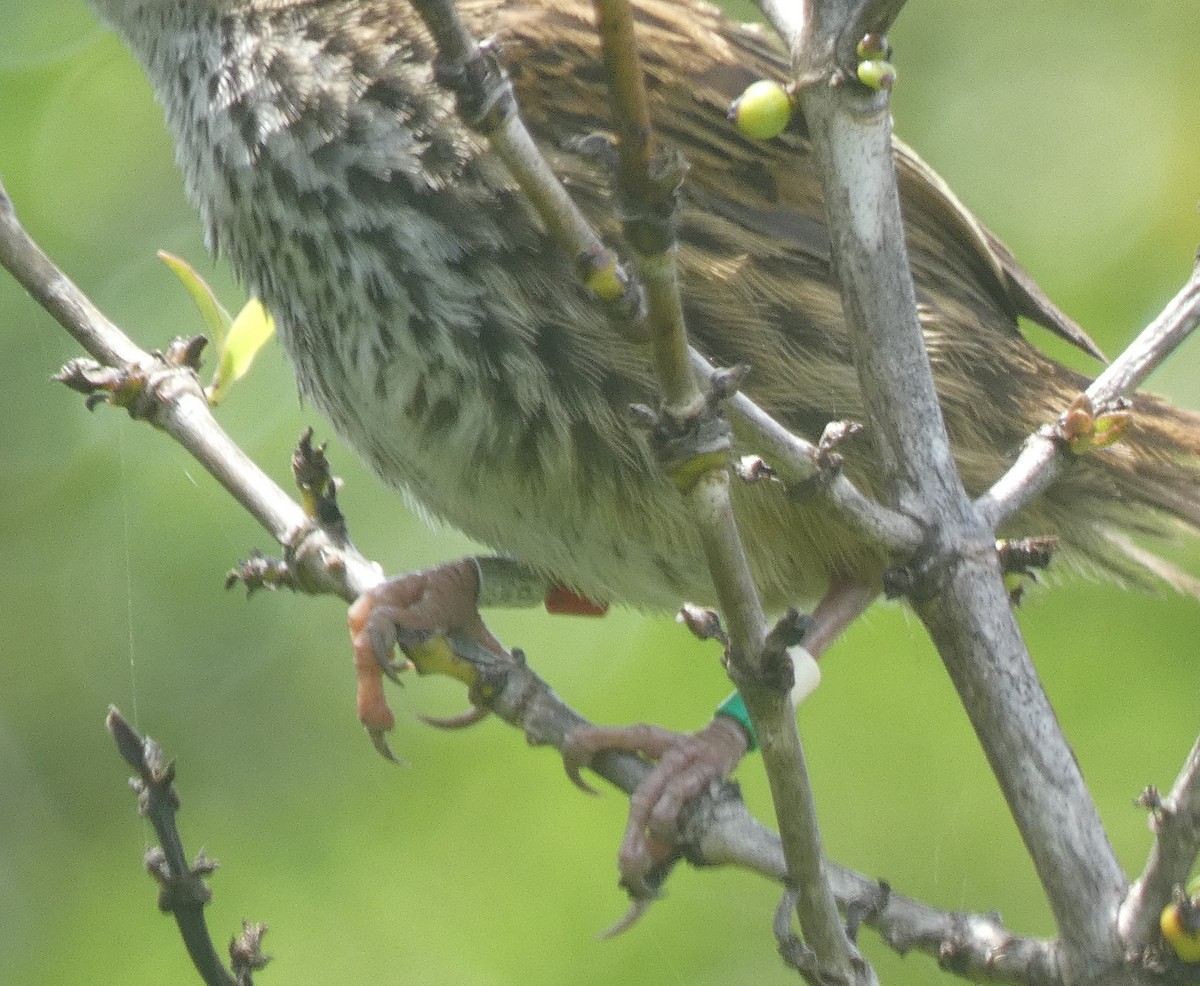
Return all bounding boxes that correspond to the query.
[348,558,507,761]
[563,577,878,896]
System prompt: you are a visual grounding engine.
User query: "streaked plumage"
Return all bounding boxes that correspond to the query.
[88,0,1200,611]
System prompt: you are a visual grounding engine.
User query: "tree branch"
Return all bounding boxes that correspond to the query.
[977,262,1200,532]
[696,348,926,555]
[106,707,270,986]
[0,176,383,604]
[588,0,866,980]
[408,0,643,322]
[441,635,1066,986]
[1120,733,1200,953]
[795,33,1126,986]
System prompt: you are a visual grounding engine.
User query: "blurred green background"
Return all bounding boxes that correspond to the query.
[1,1,1198,983]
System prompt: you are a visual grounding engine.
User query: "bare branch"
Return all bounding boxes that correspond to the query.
[977,263,1200,532]
[587,1,866,979]
[449,635,1068,986]
[407,0,643,323]
[1120,734,1200,952]
[692,349,926,554]
[0,176,382,605]
[106,707,269,986]
[797,52,1126,986]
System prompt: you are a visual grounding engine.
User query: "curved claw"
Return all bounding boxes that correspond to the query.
[419,705,490,730]
[562,757,601,796]
[618,851,675,902]
[368,727,409,767]
[597,897,654,940]
[366,617,398,672]
[560,736,601,796]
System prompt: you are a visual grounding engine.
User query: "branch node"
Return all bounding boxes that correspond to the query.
[817,419,865,470]
[787,419,866,501]
[881,523,999,606]
[1135,785,1165,816]
[147,846,215,913]
[676,603,728,646]
[53,341,207,421]
[734,454,779,485]
[291,427,350,545]
[432,35,515,133]
[225,549,295,595]
[229,921,272,982]
[723,611,808,697]
[633,392,733,494]
[1053,393,1134,455]
[164,333,208,372]
[844,879,890,943]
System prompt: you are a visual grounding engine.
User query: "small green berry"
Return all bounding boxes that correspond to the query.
[856,59,896,91]
[729,80,793,140]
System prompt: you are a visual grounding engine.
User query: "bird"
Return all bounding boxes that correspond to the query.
[85,0,1200,891]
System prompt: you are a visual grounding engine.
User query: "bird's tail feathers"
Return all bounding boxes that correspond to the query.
[1068,392,1200,600]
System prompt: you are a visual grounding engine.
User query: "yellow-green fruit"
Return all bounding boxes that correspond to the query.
[856,59,897,91]
[730,80,793,140]
[1161,879,1200,962]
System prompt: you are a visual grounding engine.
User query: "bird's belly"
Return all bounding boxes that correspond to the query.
[291,320,862,613]
[290,324,715,610]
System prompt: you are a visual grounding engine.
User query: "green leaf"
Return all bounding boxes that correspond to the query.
[157,252,275,404]
[207,298,275,405]
[158,250,230,344]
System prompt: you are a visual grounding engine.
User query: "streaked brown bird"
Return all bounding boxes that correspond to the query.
[86,0,1200,887]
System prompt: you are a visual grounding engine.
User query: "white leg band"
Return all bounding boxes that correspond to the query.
[788,646,821,706]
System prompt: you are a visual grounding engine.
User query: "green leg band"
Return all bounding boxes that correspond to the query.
[715,691,758,753]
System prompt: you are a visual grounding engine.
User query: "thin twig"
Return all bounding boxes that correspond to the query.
[591,0,696,413]
[408,0,642,320]
[693,349,925,554]
[106,708,269,986]
[0,176,382,604]
[1119,733,1200,951]
[977,263,1200,532]
[0,180,144,369]
[588,1,865,981]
